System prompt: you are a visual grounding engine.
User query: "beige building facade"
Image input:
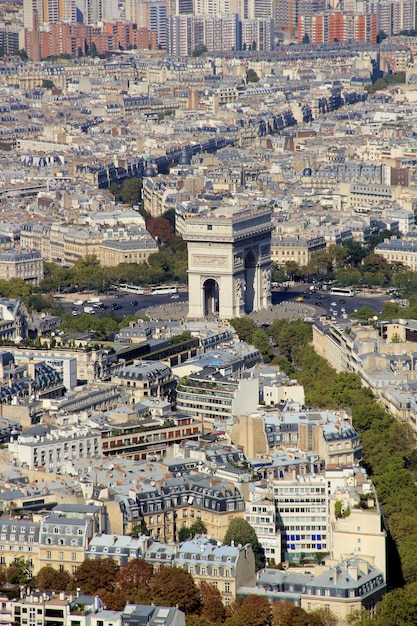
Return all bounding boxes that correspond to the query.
[0,249,43,285]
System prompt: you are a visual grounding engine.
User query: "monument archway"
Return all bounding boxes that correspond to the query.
[184,207,272,319]
[203,278,219,316]
[245,249,257,313]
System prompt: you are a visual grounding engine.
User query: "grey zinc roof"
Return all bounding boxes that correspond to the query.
[312,559,380,590]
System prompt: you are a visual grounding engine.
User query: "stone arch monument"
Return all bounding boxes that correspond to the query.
[183,206,272,319]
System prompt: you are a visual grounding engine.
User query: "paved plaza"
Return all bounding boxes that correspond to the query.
[145,300,326,324]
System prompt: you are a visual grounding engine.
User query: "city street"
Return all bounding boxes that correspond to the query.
[59,283,388,325]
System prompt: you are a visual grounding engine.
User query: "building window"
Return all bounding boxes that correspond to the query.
[46,551,51,559]
[224,582,230,594]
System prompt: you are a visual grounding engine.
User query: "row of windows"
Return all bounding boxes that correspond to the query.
[275,487,326,494]
[43,527,84,535]
[2,526,36,533]
[46,551,78,561]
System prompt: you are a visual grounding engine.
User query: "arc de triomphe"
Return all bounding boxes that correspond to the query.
[183,206,272,319]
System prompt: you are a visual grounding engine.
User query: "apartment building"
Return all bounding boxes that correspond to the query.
[0,504,103,575]
[253,559,386,621]
[0,249,43,286]
[233,407,362,468]
[87,535,254,604]
[176,368,259,422]
[0,519,39,569]
[173,538,255,603]
[273,475,329,564]
[8,593,184,626]
[142,176,181,218]
[245,493,281,564]
[21,223,157,268]
[99,239,158,266]
[111,361,176,406]
[11,424,102,473]
[38,504,103,574]
[100,412,201,461]
[331,501,386,579]
[0,301,29,342]
[313,318,417,431]
[271,235,326,266]
[375,237,417,270]
[134,474,245,542]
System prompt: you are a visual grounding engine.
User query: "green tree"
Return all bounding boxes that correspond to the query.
[150,567,201,614]
[284,260,304,281]
[251,329,273,362]
[343,239,367,266]
[335,267,362,286]
[370,583,417,625]
[229,318,257,343]
[190,519,207,536]
[178,526,192,541]
[350,306,378,320]
[7,557,34,586]
[89,41,98,57]
[41,79,55,90]
[302,33,310,44]
[223,518,264,571]
[120,177,142,206]
[271,263,288,284]
[192,44,208,56]
[246,68,259,83]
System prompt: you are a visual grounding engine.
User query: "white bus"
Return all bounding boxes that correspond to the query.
[329,287,355,297]
[150,285,178,295]
[118,283,145,295]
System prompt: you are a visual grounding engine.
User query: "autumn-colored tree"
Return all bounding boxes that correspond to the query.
[234,595,272,626]
[115,558,154,604]
[309,607,337,626]
[147,217,174,243]
[199,581,226,624]
[74,558,120,596]
[35,566,73,592]
[272,600,312,626]
[150,567,201,615]
[186,617,213,626]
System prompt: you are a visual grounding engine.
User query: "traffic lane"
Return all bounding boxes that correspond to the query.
[315,293,387,316]
[67,292,189,317]
[272,287,388,318]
